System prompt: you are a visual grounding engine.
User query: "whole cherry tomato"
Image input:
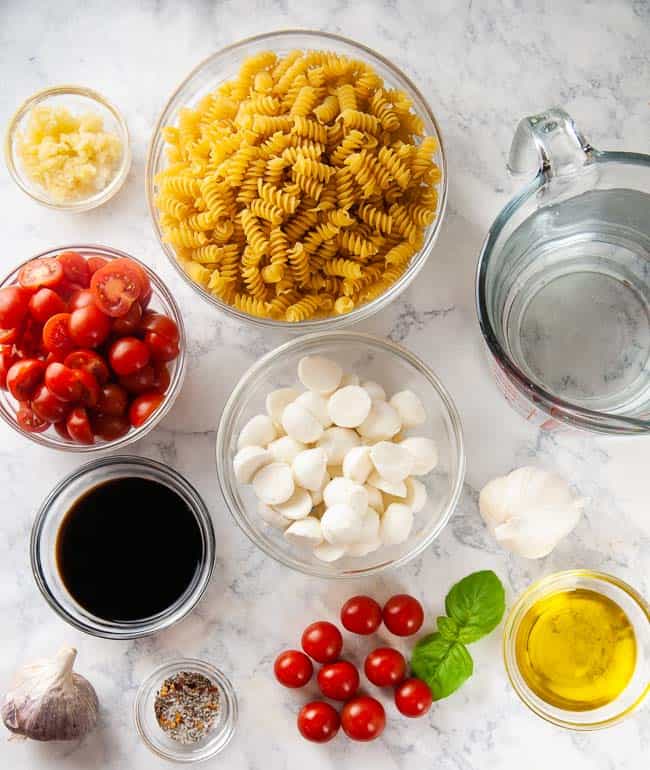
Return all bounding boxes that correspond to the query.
[144,331,179,362]
[140,311,179,343]
[28,288,67,323]
[153,361,171,393]
[394,678,433,718]
[341,696,386,742]
[17,258,63,292]
[68,288,95,311]
[54,420,70,440]
[119,364,156,394]
[91,412,130,441]
[297,701,340,744]
[111,302,142,336]
[0,286,31,328]
[128,391,164,428]
[274,650,313,688]
[66,406,94,444]
[43,313,74,357]
[301,621,343,664]
[58,251,90,287]
[364,647,407,687]
[14,319,44,358]
[108,337,150,376]
[6,358,45,401]
[317,661,360,701]
[96,383,129,416]
[0,347,16,389]
[91,259,143,317]
[16,403,49,433]
[45,363,83,402]
[31,384,69,423]
[87,256,108,275]
[69,305,111,348]
[341,596,382,635]
[64,349,110,385]
[382,595,424,637]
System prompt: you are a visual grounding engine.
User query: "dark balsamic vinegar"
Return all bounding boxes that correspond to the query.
[56,477,203,622]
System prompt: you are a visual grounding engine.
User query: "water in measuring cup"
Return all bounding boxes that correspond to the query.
[500,189,650,418]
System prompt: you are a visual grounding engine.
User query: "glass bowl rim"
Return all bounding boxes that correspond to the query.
[134,657,238,763]
[215,330,465,578]
[30,455,216,640]
[145,28,448,331]
[4,84,132,212]
[0,243,187,452]
[502,568,650,730]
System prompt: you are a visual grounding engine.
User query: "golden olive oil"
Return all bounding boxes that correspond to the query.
[515,588,636,711]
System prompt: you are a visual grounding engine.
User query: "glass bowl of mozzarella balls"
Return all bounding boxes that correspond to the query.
[216,332,465,578]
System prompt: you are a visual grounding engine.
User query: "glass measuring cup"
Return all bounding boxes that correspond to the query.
[477,108,650,435]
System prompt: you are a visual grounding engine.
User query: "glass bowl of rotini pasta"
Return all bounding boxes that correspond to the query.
[216,332,465,578]
[146,30,447,329]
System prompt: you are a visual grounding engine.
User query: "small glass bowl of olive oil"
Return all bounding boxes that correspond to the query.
[503,570,649,729]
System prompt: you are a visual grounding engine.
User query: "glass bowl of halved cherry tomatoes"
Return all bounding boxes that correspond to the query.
[0,245,186,451]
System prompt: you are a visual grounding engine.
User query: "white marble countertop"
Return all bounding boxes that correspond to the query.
[1,1,648,768]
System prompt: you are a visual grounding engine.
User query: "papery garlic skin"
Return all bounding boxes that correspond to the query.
[2,648,98,741]
[479,466,586,559]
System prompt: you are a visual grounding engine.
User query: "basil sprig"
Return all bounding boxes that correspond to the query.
[411,570,505,700]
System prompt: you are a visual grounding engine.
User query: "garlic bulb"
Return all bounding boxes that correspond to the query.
[479,466,586,559]
[2,647,98,741]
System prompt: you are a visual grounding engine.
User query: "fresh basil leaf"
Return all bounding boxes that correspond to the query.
[445,570,506,643]
[411,632,474,699]
[437,615,459,641]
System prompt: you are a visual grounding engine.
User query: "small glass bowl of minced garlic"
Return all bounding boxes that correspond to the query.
[134,659,238,762]
[503,570,650,730]
[5,85,131,212]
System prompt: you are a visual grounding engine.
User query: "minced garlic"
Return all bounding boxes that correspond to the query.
[16,104,122,202]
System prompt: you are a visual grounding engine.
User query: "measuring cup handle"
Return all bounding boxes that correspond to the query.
[507,107,592,179]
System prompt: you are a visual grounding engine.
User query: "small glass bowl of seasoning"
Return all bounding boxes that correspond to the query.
[503,570,650,730]
[135,659,237,763]
[5,85,131,211]
[30,455,215,639]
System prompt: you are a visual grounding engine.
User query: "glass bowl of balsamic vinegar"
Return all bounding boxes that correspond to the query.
[31,456,215,639]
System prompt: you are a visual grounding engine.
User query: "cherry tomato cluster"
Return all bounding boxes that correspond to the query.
[0,251,180,444]
[273,594,432,745]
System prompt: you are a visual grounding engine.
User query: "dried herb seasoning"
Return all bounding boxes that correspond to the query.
[154,671,220,744]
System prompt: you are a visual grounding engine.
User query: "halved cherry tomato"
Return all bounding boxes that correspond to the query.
[144,331,179,362]
[119,364,156,394]
[87,256,108,275]
[91,412,130,441]
[153,361,171,393]
[64,349,109,384]
[69,305,111,348]
[129,391,164,428]
[140,311,179,344]
[74,369,100,408]
[0,347,17,390]
[45,362,82,402]
[14,319,44,358]
[96,383,128,416]
[0,286,31,328]
[54,420,71,440]
[112,302,142,336]
[58,251,90,287]
[28,288,67,323]
[17,258,63,292]
[6,358,46,401]
[57,280,85,302]
[108,336,150,375]
[43,313,74,356]
[0,328,19,344]
[66,406,94,444]
[31,384,69,423]
[68,289,95,311]
[91,259,142,317]
[124,259,151,306]
[17,403,49,433]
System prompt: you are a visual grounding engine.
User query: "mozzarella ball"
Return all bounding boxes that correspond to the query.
[405,477,428,513]
[327,385,372,428]
[294,391,332,427]
[292,447,328,491]
[400,437,439,475]
[342,445,372,484]
[273,487,313,520]
[317,427,361,464]
[284,517,323,547]
[347,508,381,557]
[340,372,360,387]
[252,462,294,505]
[364,483,385,513]
[233,446,272,484]
[321,504,364,545]
[370,441,414,484]
[313,542,347,562]
[298,355,342,393]
[380,503,414,545]
[367,470,407,498]
[358,401,401,442]
[347,539,382,557]
[323,477,368,516]
[267,436,306,464]
[238,414,277,449]
[311,487,323,506]
[362,380,386,401]
[281,402,324,443]
[389,390,426,428]
[265,387,299,424]
[258,502,291,530]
